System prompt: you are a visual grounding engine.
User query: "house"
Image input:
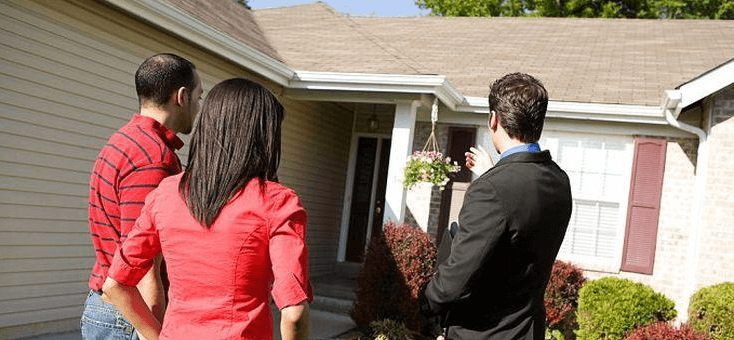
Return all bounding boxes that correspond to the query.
[0,0,732,337]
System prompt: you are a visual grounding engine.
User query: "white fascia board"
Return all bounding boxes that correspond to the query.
[548,101,666,125]
[102,0,294,86]
[461,96,667,125]
[677,60,734,111]
[456,96,490,114]
[291,71,465,110]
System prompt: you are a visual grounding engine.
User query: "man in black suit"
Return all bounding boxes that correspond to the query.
[421,73,573,340]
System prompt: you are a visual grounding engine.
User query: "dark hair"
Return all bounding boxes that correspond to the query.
[488,73,548,143]
[135,53,197,106]
[179,78,284,227]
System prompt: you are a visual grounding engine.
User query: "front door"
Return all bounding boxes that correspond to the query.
[343,136,391,262]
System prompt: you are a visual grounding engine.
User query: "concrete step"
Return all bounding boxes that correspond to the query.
[311,294,354,315]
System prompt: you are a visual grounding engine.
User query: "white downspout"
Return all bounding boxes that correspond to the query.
[662,90,708,322]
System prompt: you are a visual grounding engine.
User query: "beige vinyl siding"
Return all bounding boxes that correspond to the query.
[1,0,351,335]
[278,98,354,275]
[1,0,135,332]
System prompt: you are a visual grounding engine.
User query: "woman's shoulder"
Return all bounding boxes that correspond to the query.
[264,180,299,200]
[148,173,183,200]
[157,173,183,191]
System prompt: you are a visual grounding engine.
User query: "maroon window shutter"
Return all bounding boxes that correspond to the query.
[620,137,667,274]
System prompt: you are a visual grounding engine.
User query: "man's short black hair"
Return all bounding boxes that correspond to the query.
[135,53,197,106]
[488,73,548,143]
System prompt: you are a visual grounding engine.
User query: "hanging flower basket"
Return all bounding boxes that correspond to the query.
[403,151,460,190]
[402,98,460,233]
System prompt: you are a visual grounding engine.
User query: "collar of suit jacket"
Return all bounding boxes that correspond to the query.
[494,149,552,167]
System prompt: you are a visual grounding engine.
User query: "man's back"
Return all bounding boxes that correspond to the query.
[87,114,182,291]
[426,150,572,339]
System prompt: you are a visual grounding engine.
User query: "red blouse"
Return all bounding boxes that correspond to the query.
[108,174,312,339]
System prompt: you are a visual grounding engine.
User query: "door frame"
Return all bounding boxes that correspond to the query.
[337,132,392,262]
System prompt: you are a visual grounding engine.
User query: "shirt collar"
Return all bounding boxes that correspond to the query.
[131,114,184,150]
[500,143,540,160]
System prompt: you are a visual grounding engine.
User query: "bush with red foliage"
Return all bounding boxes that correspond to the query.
[351,221,437,332]
[544,260,586,339]
[625,322,714,340]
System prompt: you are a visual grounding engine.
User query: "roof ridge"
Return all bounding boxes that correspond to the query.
[252,1,327,12]
[337,12,429,74]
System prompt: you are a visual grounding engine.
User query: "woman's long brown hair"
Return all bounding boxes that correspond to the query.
[179,78,284,227]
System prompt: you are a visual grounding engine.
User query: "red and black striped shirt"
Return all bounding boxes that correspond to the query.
[87,114,183,291]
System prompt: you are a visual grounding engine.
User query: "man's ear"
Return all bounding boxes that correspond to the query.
[489,110,498,131]
[173,87,188,108]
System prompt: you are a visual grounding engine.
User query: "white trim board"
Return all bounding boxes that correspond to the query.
[676,59,734,112]
[101,0,295,86]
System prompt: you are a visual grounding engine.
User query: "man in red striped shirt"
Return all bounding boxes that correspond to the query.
[81,53,202,340]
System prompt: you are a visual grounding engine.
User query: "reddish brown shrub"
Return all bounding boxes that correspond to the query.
[625,322,714,340]
[544,260,586,338]
[351,221,437,332]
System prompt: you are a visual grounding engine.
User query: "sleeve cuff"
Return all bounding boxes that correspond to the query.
[272,272,313,309]
[107,248,152,287]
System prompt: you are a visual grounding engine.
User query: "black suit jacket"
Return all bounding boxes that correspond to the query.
[423,150,572,340]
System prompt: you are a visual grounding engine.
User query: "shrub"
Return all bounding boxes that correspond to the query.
[689,282,734,340]
[624,322,714,340]
[544,260,586,339]
[577,277,677,340]
[369,319,414,340]
[351,221,437,332]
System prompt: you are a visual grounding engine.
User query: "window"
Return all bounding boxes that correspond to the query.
[541,132,634,272]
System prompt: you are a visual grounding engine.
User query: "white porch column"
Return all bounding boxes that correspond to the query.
[383,100,419,225]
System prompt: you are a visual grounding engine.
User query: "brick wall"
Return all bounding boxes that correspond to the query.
[404,122,450,237]
[585,86,734,322]
[584,136,698,320]
[696,85,734,289]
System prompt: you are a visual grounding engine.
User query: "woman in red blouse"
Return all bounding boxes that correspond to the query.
[102,78,312,340]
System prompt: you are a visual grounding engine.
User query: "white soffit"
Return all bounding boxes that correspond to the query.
[677,59,734,111]
[102,0,295,86]
[290,71,465,110]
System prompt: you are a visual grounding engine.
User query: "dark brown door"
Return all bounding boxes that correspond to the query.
[345,137,391,262]
[371,138,391,237]
[437,127,476,245]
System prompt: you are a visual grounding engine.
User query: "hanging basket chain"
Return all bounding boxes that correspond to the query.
[404,97,460,189]
[422,97,440,154]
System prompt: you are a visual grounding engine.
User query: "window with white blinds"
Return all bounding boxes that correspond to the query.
[541,133,634,272]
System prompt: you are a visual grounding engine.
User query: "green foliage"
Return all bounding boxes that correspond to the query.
[547,329,565,340]
[403,151,460,190]
[370,319,414,340]
[689,282,734,340]
[415,0,734,19]
[577,277,677,340]
[235,0,250,10]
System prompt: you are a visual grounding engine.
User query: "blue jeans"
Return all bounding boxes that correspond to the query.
[80,290,139,340]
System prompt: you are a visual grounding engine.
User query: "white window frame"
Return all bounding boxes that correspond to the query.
[540,130,634,273]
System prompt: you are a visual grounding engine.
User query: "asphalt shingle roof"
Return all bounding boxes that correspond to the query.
[253,3,734,106]
[253,4,424,75]
[164,0,282,62]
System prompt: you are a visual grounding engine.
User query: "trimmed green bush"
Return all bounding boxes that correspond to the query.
[689,282,734,340]
[577,277,677,340]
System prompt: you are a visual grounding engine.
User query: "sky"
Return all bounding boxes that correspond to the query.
[248,0,429,17]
